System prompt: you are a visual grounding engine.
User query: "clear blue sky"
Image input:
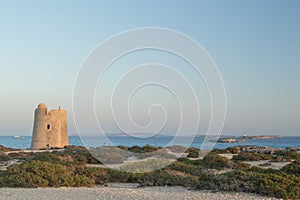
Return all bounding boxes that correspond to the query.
[0,0,299,135]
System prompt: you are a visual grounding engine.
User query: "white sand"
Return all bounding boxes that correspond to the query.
[0,186,281,200]
[245,160,290,169]
[218,153,238,159]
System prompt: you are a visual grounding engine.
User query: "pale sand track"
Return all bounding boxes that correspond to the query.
[0,186,281,200]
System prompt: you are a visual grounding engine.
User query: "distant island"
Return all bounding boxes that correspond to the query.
[211,135,282,143]
[215,138,247,143]
[240,135,282,139]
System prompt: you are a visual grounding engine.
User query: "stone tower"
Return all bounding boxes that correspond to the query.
[31,103,68,149]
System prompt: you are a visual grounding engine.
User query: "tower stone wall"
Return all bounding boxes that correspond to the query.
[31,103,68,149]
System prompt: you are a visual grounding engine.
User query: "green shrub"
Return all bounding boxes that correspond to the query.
[32,153,62,163]
[117,146,129,151]
[186,148,200,158]
[8,152,30,159]
[0,153,11,161]
[2,160,94,187]
[136,170,200,188]
[226,147,240,154]
[64,145,87,151]
[270,156,291,162]
[128,145,160,153]
[0,145,15,152]
[211,149,230,154]
[214,169,300,199]
[232,160,251,170]
[168,161,204,176]
[203,153,233,170]
[187,150,199,158]
[275,151,300,160]
[84,167,111,184]
[177,157,202,165]
[232,152,273,161]
[282,160,300,176]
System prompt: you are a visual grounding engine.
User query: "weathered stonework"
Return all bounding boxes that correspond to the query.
[31,103,68,149]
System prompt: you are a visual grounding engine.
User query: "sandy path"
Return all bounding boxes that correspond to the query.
[0,186,281,200]
[245,160,290,169]
[4,149,65,155]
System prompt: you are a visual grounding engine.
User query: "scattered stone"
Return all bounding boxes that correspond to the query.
[0,187,281,200]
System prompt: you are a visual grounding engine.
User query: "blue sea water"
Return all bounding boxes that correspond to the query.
[0,135,300,150]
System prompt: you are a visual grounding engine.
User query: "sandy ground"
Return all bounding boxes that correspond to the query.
[218,154,290,169]
[245,160,290,169]
[218,153,238,159]
[0,186,281,200]
[4,149,65,155]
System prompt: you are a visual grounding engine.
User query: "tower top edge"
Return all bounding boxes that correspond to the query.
[36,103,66,111]
[37,103,47,109]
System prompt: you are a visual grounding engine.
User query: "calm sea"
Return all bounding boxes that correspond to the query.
[1,135,300,150]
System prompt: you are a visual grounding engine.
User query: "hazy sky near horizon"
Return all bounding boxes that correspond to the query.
[0,0,299,136]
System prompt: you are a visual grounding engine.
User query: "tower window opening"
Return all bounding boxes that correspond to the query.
[47,124,50,130]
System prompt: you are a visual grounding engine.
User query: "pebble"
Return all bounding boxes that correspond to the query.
[0,187,282,200]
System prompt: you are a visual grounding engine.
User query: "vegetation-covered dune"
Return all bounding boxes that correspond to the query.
[1,145,300,199]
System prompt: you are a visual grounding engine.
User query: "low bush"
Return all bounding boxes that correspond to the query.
[226,147,240,154]
[203,153,233,170]
[177,157,202,165]
[211,149,230,154]
[64,145,88,151]
[270,156,291,162]
[214,169,300,199]
[0,153,11,161]
[8,152,30,159]
[275,151,300,160]
[282,160,300,176]
[128,145,160,153]
[168,161,205,176]
[232,160,251,170]
[136,170,200,189]
[232,152,273,161]
[185,148,200,158]
[2,160,94,187]
[0,145,16,152]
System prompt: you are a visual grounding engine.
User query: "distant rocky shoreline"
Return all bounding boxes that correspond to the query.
[212,134,282,143]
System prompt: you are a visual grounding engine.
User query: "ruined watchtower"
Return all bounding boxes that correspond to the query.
[31,103,68,149]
